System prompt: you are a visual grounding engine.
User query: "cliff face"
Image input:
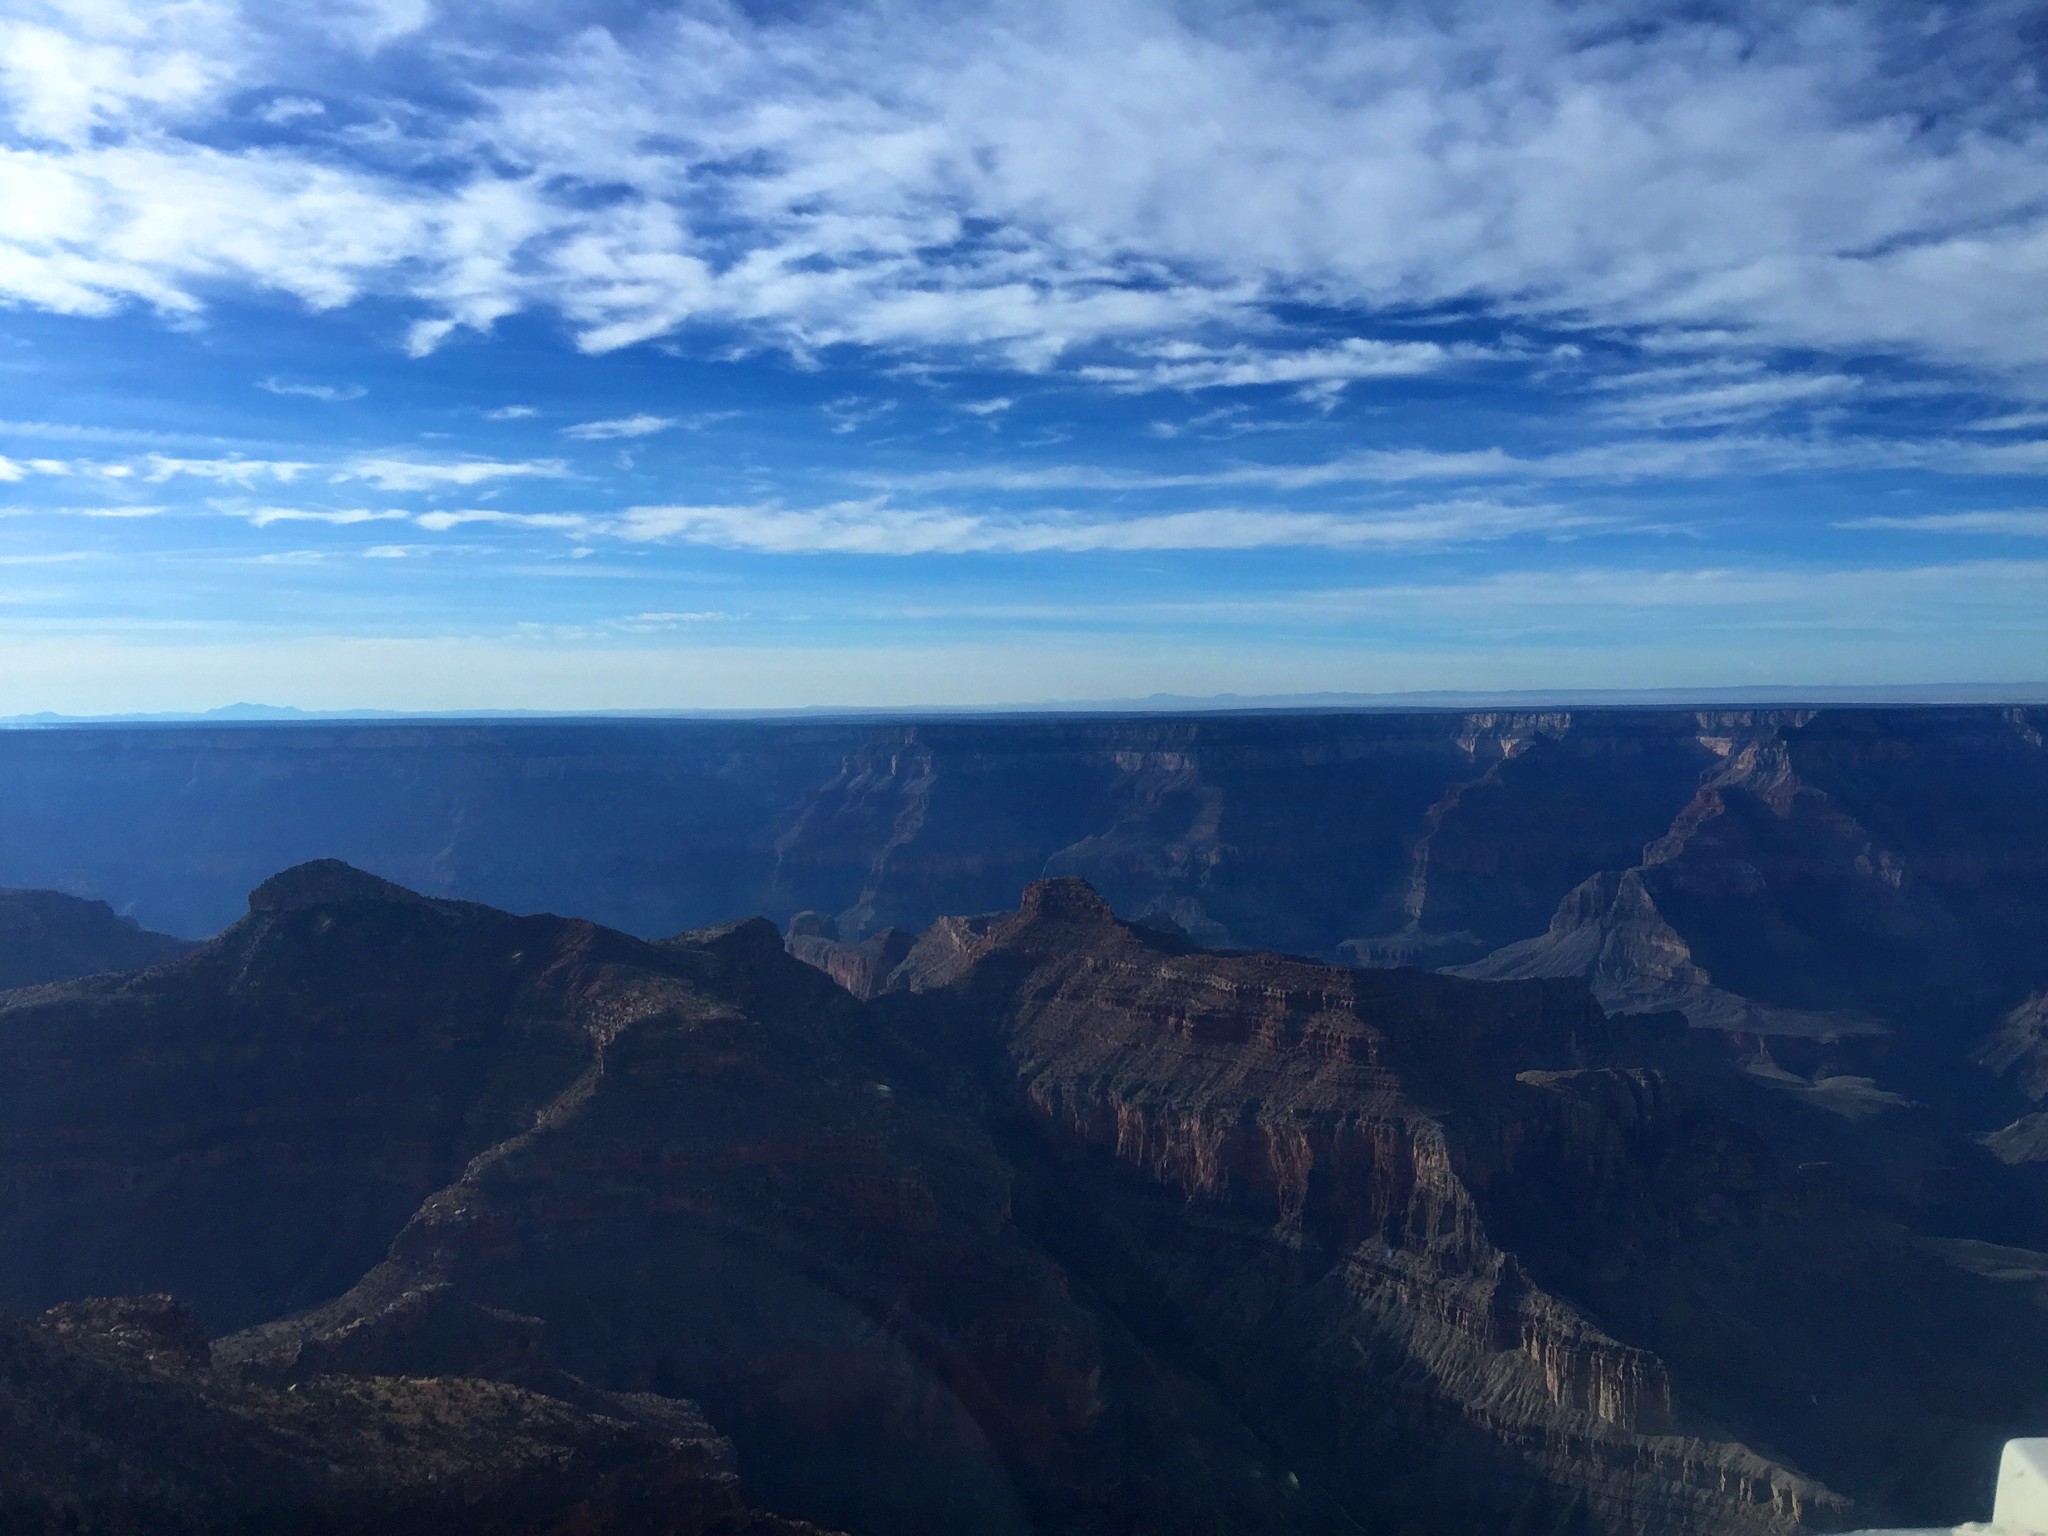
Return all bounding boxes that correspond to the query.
[0,886,190,988]
[1451,710,2048,1038]
[6,710,2041,1092]
[8,710,2040,997]
[866,880,2048,1534]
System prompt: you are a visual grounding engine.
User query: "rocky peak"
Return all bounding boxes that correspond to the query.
[1016,876,1117,926]
[247,859,429,914]
[673,915,792,973]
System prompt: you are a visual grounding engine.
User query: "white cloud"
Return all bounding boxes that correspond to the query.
[561,412,674,440]
[413,507,587,531]
[0,2,2042,390]
[254,94,323,126]
[340,455,567,491]
[1593,367,1863,427]
[1079,338,1468,394]
[609,497,1591,555]
[960,397,1015,416]
[234,505,408,526]
[1837,510,2048,536]
[1969,410,2048,433]
[258,375,365,402]
[143,455,314,484]
[484,404,537,420]
[0,454,77,480]
[875,431,2048,496]
[821,397,896,434]
[0,4,243,145]
[620,610,735,629]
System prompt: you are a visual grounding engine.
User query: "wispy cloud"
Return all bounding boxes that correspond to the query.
[620,610,736,630]
[822,398,897,434]
[413,508,589,532]
[609,498,1592,555]
[1592,367,1862,428]
[233,506,410,527]
[1968,410,2048,433]
[1837,510,2048,536]
[1079,338,1470,396]
[562,413,676,440]
[255,95,324,126]
[484,405,538,421]
[340,456,568,492]
[258,376,366,403]
[143,456,316,485]
[876,432,2048,496]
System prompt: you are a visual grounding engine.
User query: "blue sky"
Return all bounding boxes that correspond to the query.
[1,0,2046,711]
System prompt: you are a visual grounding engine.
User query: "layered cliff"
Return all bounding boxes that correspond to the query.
[863,880,2048,1533]
[7,709,2040,1002]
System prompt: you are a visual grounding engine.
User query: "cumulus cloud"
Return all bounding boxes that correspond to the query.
[0,1,2042,391]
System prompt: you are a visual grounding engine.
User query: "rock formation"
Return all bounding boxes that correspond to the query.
[0,885,190,988]
[2,1292,824,1533]
[7,859,2046,1532]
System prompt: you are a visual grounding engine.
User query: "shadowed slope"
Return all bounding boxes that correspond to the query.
[0,886,191,990]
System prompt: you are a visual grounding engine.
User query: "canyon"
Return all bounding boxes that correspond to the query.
[1,707,2046,1532]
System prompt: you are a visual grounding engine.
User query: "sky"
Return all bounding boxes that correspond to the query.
[1,0,2047,712]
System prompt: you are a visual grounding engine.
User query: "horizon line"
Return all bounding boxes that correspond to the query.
[6,681,2047,727]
